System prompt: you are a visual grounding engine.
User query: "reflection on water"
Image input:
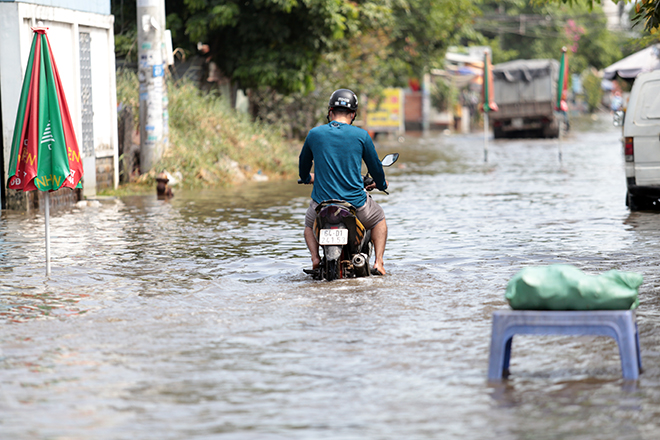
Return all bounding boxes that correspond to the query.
[1,114,659,439]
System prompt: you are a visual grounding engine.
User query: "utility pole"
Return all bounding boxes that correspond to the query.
[137,0,168,173]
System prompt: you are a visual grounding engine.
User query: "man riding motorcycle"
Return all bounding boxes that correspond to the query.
[298,88,389,275]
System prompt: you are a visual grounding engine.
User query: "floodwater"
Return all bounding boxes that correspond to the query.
[2,113,660,439]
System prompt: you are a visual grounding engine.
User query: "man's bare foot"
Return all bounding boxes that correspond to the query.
[372,262,386,275]
[312,257,321,269]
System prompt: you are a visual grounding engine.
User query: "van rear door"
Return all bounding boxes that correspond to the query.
[626,75,660,186]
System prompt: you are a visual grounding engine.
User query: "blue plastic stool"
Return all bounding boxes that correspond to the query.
[488,310,642,381]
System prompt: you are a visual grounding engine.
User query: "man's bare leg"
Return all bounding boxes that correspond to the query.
[371,219,387,275]
[304,226,321,269]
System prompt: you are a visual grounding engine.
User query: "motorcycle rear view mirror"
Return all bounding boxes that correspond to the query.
[381,153,399,167]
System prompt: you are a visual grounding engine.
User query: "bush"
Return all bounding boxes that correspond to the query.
[114,70,299,190]
[431,77,458,112]
[582,69,603,114]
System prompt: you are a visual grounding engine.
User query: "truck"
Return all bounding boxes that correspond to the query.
[616,69,660,210]
[490,59,562,139]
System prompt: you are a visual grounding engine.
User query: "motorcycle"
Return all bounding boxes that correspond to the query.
[300,153,399,281]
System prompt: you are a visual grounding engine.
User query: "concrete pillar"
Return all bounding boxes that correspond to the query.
[137,0,168,173]
[461,106,470,133]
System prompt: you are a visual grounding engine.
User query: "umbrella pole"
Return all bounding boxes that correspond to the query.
[557,112,564,164]
[484,112,489,163]
[45,191,51,276]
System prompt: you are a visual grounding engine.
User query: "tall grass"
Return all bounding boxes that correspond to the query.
[115,70,299,190]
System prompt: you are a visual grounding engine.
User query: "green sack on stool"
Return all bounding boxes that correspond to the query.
[505,264,642,311]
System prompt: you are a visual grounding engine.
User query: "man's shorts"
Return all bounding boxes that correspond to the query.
[305,195,386,230]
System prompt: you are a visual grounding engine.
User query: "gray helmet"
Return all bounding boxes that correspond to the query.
[328,89,358,112]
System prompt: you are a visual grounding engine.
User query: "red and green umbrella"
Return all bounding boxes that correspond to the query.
[556,47,569,112]
[481,51,498,114]
[6,27,84,275]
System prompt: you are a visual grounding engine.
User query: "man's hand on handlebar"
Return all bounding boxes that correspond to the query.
[297,173,314,185]
[365,179,388,192]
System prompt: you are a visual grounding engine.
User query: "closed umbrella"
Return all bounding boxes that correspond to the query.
[6,27,84,275]
[481,50,498,163]
[556,47,569,112]
[556,47,569,163]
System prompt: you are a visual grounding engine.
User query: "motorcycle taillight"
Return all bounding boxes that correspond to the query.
[624,137,634,162]
[319,206,350,224]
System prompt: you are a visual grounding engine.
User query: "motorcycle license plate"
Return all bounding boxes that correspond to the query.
[319,229,348,245]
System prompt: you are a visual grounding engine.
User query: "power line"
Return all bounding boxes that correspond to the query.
[478,12,602,23]
[473,23,563,39]
[474,12,603,39]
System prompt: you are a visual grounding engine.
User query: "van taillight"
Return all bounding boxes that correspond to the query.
[624,137,634,162]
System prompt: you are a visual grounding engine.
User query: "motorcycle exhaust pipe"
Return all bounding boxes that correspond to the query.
[351,253,369,277]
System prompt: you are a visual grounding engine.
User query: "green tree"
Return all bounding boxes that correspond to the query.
[430,77,458,112]
[177,0,477,94]
[112,0,137,59]
[474,1,628,73]
[181,0,377,95]
[386,0,479,78]
[554,1,660,33]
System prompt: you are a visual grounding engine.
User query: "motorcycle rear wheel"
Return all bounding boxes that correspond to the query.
[325,258,340,281]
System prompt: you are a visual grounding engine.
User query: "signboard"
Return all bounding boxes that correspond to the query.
[366,88,404,133]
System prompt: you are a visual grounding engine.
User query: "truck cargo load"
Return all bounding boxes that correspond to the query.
[491,59,564,139]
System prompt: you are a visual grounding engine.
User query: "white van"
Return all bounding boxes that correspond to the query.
[618,70,660,210]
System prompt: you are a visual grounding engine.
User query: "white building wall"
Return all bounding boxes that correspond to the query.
[0,2,117,200]
[88,25,117,156]
[39,21,78,112]
[0,7,24,172]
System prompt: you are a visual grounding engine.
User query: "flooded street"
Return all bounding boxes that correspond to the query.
[3,113,660,439]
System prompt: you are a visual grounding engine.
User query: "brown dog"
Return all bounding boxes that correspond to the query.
[156,172,174,199]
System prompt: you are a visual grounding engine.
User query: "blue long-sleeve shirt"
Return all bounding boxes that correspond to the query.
[299,121,387,208]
